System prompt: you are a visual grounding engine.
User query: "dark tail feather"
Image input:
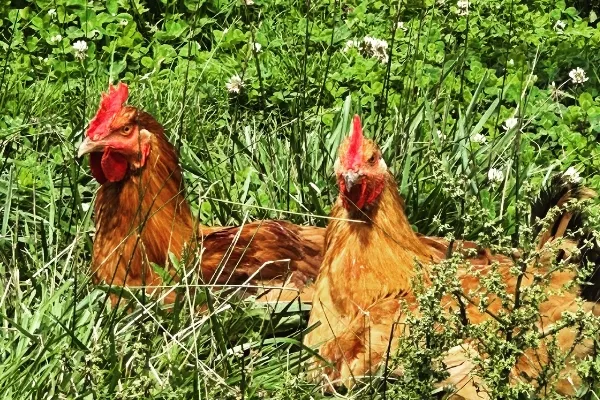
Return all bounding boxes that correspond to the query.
[579,232,600,302]
[530,173,594,239]
[530,172,599,301]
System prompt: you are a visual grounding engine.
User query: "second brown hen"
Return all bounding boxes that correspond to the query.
[304,115,599,398]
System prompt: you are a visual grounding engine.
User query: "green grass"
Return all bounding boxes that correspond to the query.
[2,0,600,398]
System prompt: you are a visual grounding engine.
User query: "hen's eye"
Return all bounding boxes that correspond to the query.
[367,154,377,164]
[122,125,131,135]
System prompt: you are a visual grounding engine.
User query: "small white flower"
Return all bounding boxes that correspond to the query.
[503,117,518,131]
[50,34,62,43]
[456,0,469,16]
[554,20,566,33]
[72,40,88,60]
[343,39,360,53]
[363,36,388,51]
[488,168,504,185]
[253,42,262,53]
[243,0,254,5]
[48,8,56,16]
[436,129,447,141]
[362,35,389,63]
[73,40,88,52]
[223,27,229,34]
[397,21,407,32]
[569,67,589,84]
[232,347,244,357]
[471,133,487,144]
[563,167,581,184]
[507,59,514,66]
[119,19,128,26]
[226,74,244,94]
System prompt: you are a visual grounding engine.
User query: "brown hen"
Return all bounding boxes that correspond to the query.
[304,115,599,398]
[78,83,323,304]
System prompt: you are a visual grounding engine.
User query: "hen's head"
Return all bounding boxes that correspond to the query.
[78,83,156,184]
[334,115,388,210]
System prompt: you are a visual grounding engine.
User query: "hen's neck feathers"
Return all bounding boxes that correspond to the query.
[323,173,432,310]
[92,112,194,287]
[328,173,429,256]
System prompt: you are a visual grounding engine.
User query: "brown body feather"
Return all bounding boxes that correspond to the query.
[91,111,324,304]
[305,172,599,398]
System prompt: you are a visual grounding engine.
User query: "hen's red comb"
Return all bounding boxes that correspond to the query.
[87,83,129,140]
[345,114,364,169]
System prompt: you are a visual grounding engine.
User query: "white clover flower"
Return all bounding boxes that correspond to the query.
[507,59,514,66]
[73,40,88,52]
[119,19,128,26]
[436,129,447,141]
[73,40,88,60]
[253,42,262,53]
[362,35,389,63]
[48,8,56,16]
[471,132,487,144]
[569,67,589,84]
[363,36,388,51]
[50,34,62,43]
[226,74,244,94]
[554,20,566,33]
[456,0,469,16]
[343,39,360,53]
[563,166,581,184]
[231,347,244,358]
[503,117,518,131]
[488,168,504,185]
[397,21,407,32]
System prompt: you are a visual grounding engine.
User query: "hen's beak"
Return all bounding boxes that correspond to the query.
[77,136,104,158]
[342,170,361,191]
